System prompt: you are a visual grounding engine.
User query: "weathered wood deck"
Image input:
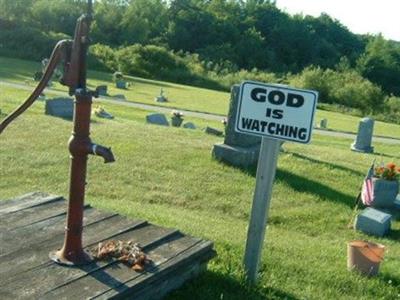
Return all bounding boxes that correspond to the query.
[0,192,215,299]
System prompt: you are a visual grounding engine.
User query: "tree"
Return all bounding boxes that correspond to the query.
[0,0,35,22]
[357,35,400,96]
[119,0,168,45]
[30,0,85,35]
[91,0,128,45]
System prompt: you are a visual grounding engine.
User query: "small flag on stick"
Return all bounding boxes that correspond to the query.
[361,162,375,206]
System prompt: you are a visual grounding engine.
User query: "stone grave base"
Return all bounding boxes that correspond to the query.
[212,143,259,169]
[351,142,374,153]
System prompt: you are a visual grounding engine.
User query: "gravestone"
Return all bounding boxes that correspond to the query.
[155,88,168,102]
[320,118,328,129]
[116,80,127,89]
[146,113,169,126]
[45,98,74,120]
[212,85,261,169]
[38,93,46,101]
[354,207,391,237]
[205,126,223,136]
[183,122,196,129]
[114,94,126,100]
[96,85,108,96]
[351,117,374,153]
[395,194,400,209]
[94,108,114,119]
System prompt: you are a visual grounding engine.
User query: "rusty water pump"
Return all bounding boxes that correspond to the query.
[0,0,114,265]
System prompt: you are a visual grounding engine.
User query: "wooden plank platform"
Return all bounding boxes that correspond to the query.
[0,192,215,299]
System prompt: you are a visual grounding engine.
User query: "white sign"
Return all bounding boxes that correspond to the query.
[235,81,318,143]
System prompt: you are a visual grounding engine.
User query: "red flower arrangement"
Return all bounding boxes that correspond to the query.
[375,162,400,181]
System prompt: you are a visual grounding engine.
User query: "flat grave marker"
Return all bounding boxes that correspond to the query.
[45,97,74,120]
[146,113,169,126]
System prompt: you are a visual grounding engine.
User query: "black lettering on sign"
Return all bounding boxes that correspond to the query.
[266,108,283,119]
[251,119,260,131]
[273,109,283,119]
[298,128,307,140]
[287,93,304,108]
[275,124,285,135]
[268,91,285,105]
[267,122,275,134]
[242,117,253,129]
[250,88,267,102]
[260,121,268,132]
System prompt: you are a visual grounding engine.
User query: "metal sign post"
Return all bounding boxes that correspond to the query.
[235,80,318,282]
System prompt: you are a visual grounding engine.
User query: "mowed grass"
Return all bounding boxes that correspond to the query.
[0,56,229,115]
[1,86,399,299]
[1,56,399,139]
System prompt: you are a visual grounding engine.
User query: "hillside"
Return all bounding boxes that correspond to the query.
[1,56,399,139]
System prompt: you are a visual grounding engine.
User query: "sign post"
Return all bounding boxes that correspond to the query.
[236,81,318,282]
[243,136,280,282]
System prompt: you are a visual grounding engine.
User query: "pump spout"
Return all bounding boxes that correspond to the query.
[90,144,115,163]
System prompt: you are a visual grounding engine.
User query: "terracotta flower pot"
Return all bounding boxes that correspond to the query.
[371,178,399,208]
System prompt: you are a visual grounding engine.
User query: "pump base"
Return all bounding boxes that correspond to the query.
[49,249,93,266]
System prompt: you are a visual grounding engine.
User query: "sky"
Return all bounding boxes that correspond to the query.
[275,0,400,41]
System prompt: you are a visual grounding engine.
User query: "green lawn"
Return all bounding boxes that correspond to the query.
[315,110,400,139]
[1,56,399,139]
[1,85,399,299]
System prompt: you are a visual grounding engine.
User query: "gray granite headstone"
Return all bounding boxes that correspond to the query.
[351,117,374,153]
[155,88,168,102]
[146,113,169,126]
[354,207,391,237]
[212,85,261,169]
[116,80,127,89]
[94,109,114,119]
[205,126,223,136]
[155,96,167,102]
[114,94,126,100]
[45,98,74,120]
[395,194,400,209]
[183,122,196,129]
[320,119,328,129]
[97,85,108,96]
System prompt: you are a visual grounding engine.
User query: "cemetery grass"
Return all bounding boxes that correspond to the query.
[1,56,399,139]
[1,86,399,300]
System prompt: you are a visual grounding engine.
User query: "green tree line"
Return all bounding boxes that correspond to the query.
[0,0,399,122]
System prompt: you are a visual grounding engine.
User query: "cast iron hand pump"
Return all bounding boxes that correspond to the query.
[0,0,115,265]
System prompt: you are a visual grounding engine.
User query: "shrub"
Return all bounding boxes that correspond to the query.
[376,96,400,124]
[212,69,280,90]
[0,21,69,61]
[290,67,385,114]
[88,43,117,72]
[112,44,222,89]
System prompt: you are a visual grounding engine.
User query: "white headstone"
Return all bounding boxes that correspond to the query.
[320,118,328,129]
[351,117,374,153]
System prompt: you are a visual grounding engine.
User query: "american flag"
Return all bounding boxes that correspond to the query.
[361,162,375,206]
